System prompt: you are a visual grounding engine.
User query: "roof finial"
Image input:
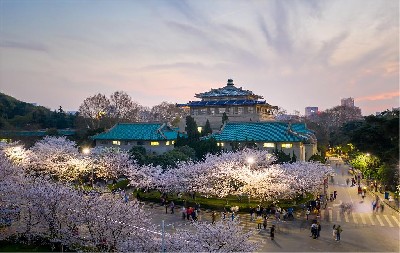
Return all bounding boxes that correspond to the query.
[227,79,234,86]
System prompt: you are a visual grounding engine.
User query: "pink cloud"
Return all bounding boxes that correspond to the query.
[355,91,400,102]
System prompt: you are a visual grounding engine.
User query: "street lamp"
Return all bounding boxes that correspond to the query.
[82,147,92,188]
[246,157,254,204]
[247,157,254,166]
[82,147,90,155]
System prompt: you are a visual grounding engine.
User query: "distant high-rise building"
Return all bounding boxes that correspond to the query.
[305,107,318,117]
[341,97,354,107]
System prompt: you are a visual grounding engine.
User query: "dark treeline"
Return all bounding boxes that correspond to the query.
[0,92,76,130]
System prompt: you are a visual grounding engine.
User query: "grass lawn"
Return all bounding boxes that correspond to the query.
[133,190,313,213]
[0,241,55,252]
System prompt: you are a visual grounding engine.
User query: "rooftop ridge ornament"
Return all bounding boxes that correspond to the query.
[227,79,234,86]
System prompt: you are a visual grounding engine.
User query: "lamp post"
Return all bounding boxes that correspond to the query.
[82,147,92,188]
[247,157,254,204]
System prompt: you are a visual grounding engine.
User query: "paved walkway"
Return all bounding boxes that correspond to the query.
[140,158,399,252]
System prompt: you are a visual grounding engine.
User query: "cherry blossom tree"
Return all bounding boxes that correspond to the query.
[158,148,333,201]
[164,220,258,252]
[1,145,261,252]
[78,93,111,129]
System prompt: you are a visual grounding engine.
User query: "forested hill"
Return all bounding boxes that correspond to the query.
[0,92,76,130]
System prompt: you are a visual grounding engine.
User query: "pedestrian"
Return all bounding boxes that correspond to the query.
[222,208,227,220]
[187,207,192,220]
[380,203,384,213]
[317,222,321,238]
[332,225,337,240]
[375,201,380,213]
[270,225,275,240]
[263,217,268,230]
[211,211,217,224]
[275,210,280,221]
[282,209,287,220]
[346,178,350,186]
[192,208,198,221]
[170,201,175,214]
[306,208,310,220]
[310,223,318,239]
[336,225,343,241]
[231,212,235,221]
[372,200,377,212]
[165,201,169,214]
[333,191,337,199]
[256,215,263,229]
[256,205,261,217]
[181,206,186,220]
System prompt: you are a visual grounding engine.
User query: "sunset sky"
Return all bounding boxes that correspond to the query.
[0,0,398,115]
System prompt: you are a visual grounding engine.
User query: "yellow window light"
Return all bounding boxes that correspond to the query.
[263,143,275,148]
[281,143,293,148]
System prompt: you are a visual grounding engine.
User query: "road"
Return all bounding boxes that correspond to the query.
[146,158,399,252]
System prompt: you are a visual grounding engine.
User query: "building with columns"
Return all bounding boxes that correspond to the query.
[177,79,278,130]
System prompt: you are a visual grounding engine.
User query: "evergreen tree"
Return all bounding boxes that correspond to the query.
[291,151,297,163]
[222,112,229,125]
[203,119,212,136]
[273,148,291,164]
[185,116,200,142]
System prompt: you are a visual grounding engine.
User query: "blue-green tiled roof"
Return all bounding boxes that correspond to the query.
[91,123,178,141]
[211,122,312,142]
[194,79,263,99]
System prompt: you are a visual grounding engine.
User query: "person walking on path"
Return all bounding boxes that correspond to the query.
[263,217,268,230]
[169,201,175,214]
[250,207,255,221]
[270,225,275,240]
[165,201,169,214]
[306,208,310,220]
[332,225,337,240]
[317,222,321,238]
[310,223,318,239]
[336,225,343,241]
[256,215,263,229]
[181,206,186,220]
[211,211,217,224]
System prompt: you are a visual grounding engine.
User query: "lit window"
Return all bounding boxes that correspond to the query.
[197,126,203,133]
[172,140,175,144]
[150,142,160,146]
[248,107,254,114]
[219,108,226,114]
[210,108,215,115]
[238,107,244,114]
[166,141,170,146]
[281,143,293,148]
[112,140,121,145]
[263,143,275,148]
[200,109,207,115]
[217,142,224,147]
